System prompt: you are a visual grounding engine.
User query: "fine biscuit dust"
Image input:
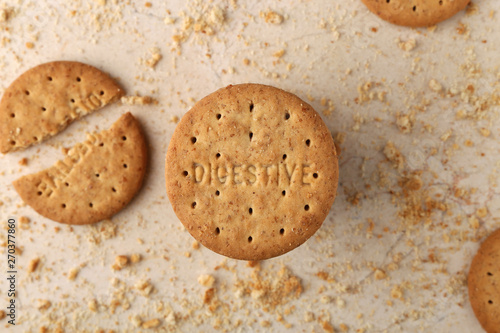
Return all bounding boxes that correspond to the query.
[361,0,470,27]
[468,228,500,333]
[0,61,124,154]
[13,112,147,225]
[165,84,339,261]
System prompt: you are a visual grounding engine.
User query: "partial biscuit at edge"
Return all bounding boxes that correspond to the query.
[468,228,500,333]
[361,0,470,27]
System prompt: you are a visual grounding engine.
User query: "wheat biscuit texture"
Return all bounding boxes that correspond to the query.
[13,112,147,225]
[165,84,339,260]
[468,228,500,333]
[0,61,124,154]
[361,0,470,27]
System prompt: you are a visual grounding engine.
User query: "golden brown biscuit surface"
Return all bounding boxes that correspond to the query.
[165,84,339,260]
[468,228,500,333]
[13,112,147,225]
[361,0,470,27]
[0,61,124,154]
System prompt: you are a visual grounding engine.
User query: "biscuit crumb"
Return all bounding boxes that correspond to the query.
[234,265,302,311]
[112,255,129,270]
[273,49,285,58]
[121,95,154,105]
[261,10,284,24]
[334,132,346,145]
[203,288,216,304]
[374,269,387,280]
[322,98,336,116]
[304,311,315,322]
[391,285,403,299]
[130,253,142,264]
[37,299,51,311]
[321,320,335,333]
[135,279,154,296]
[383,141,405,171]
[145,47,162,68]
[479,128,491,137]
[18,157,28,166]
[68,267,80,281]
[469,216,480,229]
[404,175,422,191]
[464,139,474,147]
[440,129,453,142]
[130,314,142,327]
[142,318,161,329]
[247,260,260,268]
[164,15,175,25]
[86,299,97,313]
[321,295,333,303]
[396,114,412,134]
[0,310,5,320]
[456,22,469,35]
[429,79,443,92]
[339,323,349,332]
[198,274,216,288]
[336,298,346,308]
[398,38,416,52]
[466,2,479,15]
[28,257,40,273]
[19,216,30,230]
[476,207,488,218]
[427,25,438,32]
[0,8,13,23]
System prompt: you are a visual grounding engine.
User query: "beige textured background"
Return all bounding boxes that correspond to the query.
[0,0,499,332]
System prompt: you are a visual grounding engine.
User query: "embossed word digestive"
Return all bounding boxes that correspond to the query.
[187,162,318,186]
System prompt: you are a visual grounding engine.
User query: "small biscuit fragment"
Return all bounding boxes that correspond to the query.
[468,228,500,333]
[361,0,470,27]
[0,61,124,154]
[13,112,147,225]
[165,84,339,260]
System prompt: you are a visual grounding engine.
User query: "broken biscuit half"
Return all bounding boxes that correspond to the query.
[0,61,124,154]
[13,112,147,225]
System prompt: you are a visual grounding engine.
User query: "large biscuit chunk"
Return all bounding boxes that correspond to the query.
[13,112,147,225]
[0,61,124,154]
[468,228,500,333]
[361,0,470,27]
[165,84,339,260]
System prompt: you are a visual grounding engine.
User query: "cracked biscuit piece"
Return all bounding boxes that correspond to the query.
[13,112,147,225]
[0,61,124,154]
[361,0,470,27]
[165,84,339,260]
[468,228,500,333]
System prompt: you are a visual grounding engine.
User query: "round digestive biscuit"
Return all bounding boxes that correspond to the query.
[468,228,500,333]
[13,112,147,225]
[0,61,124,154]
[361,0,470,27]
[165,84,339,260]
